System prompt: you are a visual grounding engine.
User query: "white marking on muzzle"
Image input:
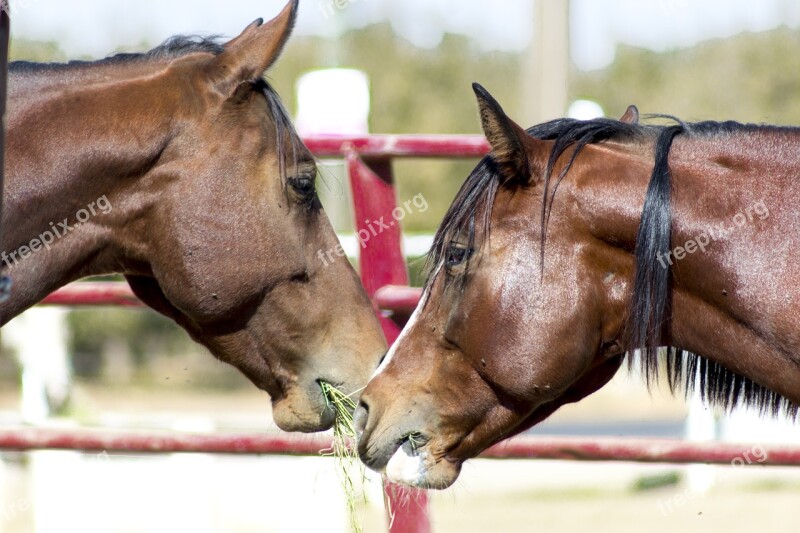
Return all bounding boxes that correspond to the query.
[386,445,426,486]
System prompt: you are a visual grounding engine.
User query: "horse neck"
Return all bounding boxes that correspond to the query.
[576,128,800,403]
[1,61,181,323]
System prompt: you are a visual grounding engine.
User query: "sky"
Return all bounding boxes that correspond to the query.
[8,0,800,71]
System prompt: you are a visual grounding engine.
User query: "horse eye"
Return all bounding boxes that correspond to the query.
[446,245,471,268]
[290,174,315,198]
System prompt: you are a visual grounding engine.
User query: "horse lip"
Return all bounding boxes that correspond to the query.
[363,433,429,473]
[400,432,429,456]
[362,439,400,472]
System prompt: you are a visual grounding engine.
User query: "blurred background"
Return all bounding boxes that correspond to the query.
[3,1,800,532]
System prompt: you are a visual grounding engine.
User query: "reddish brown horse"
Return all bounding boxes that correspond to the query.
[0,1,386,432]
[355,83,800,488]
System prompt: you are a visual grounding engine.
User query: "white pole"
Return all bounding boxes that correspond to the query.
[3,307,72,423]
[3,307,73,533]
[524,0,570,125]
[685,390,716,494]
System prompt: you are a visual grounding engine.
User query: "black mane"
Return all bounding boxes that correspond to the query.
[426,116,647,290]
[10,35,225,73]
[427,116,798,419]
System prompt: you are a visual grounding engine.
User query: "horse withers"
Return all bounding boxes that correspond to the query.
[355,83,800,488]
[0,1,387,432]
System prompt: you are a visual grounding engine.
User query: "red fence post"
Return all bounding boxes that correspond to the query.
[345,149,431,533]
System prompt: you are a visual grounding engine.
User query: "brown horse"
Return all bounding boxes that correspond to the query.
[0,1,386,432]
[355,83,800,488]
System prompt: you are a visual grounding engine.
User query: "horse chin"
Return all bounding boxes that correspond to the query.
[270,385,336,433]
[385,444,461,490]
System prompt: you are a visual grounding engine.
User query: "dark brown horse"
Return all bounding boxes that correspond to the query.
[0,1,387,432]
[355,83,800,488]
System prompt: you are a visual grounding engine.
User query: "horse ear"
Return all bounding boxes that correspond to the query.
[473,83,544,183]
[211,0,298,94]
[620,105,639,124]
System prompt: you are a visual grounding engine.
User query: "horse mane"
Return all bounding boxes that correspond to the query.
[9,35,304,187]
[427,116,799,418]
[9,35,225,72]
[426,117,646,291]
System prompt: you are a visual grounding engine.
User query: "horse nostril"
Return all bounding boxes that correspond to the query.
[353,400,369,437]
[290,270,310,284]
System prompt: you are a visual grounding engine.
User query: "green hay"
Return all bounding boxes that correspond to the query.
[407,432,425,455]
[321,381,366,533]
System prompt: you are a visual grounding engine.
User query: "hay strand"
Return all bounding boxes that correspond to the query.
[321,381,366,533]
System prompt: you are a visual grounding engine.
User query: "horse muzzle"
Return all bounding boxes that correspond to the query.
[354,401,461,489]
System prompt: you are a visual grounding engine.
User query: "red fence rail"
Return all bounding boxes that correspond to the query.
[303,134,490,158]
[42,281,425,315]
[17,133,800,533]
[3,429,800,467]
[42,281,143,307]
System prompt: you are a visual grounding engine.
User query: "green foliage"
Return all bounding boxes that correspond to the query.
[10,37,67,62]
[67,307,195,377]
[271,24,523,134]
[0,332,20,383]
[572,27,800,125]
[630,471,681,492]
[273,25,800,232]
[269,24,523,232]
[13,26,800,233]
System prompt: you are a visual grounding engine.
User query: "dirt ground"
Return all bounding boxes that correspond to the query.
[426,484,800,533]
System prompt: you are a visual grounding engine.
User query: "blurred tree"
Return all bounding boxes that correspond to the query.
[0,334,20,384]
[271,25,800,232]
[269,24,523,232]
[11,26,800,235]
[271,24,523,135]
[572,27,800,125]
[67,307,197,379]
[10,37,66,62]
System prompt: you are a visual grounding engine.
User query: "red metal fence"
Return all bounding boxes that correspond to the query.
[4,429,800,466]
[16,134,800,532]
